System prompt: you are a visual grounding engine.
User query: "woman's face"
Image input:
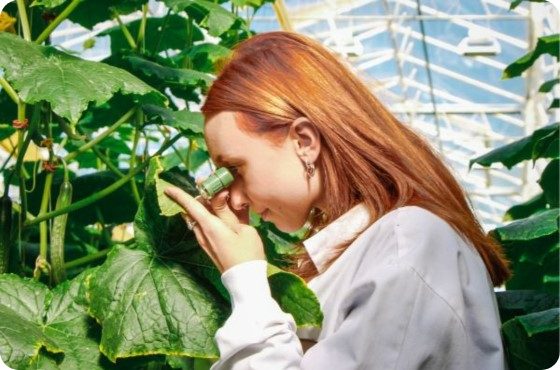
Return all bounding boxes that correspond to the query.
[204,111,323,232]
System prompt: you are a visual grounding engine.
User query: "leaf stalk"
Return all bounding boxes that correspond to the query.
[35,0,82,45]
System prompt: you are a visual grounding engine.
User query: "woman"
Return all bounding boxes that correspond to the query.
[164,31,510,369]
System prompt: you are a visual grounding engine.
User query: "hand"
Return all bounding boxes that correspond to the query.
[164,186,265,273]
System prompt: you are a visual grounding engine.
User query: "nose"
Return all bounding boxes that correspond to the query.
[228,178,250,212]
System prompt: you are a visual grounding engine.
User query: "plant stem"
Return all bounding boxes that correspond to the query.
[15,102,30,222]
[129,111,143,205]
[152,9,171,55]
[16,0,32,41]
[64,248,110,269]
[186,138,193,170]
[64,108,135,162]
[38,172,53,261]
[0,146,17,174]
[115,12,138,50]
[11,201,35,221]
[75,126,125,177]
[136,4,149,50]
[35,0,81,44]
[0,76,19,104]
[25,134,182,227]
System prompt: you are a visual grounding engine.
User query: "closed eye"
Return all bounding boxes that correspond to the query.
[226,166,239,176]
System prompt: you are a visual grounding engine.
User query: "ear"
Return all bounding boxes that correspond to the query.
[289,117,321,163]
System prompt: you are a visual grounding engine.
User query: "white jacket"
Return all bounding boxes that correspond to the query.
[211,205,507,370]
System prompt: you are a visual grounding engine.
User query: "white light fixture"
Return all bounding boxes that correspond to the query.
[458,27,501,56]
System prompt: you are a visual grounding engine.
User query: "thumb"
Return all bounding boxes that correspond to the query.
[210,191,240,229]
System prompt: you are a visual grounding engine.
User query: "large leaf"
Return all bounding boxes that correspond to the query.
[99,15,204,54]
[87,244,228,362]
[0,270,116,370]
[163,0,247,37]
[0,32,166,123]
[492,209,559,242]
[501,308,559,370]
[469,123,559,169]
[503,34,560,79]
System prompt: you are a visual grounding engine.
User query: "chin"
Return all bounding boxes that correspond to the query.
[271,218,306,234]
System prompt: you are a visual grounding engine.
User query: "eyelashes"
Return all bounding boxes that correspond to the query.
[226,166,239,175]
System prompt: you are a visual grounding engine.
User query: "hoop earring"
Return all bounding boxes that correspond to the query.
[305,160,316,178]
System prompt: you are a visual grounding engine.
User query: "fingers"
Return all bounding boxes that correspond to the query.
[209,190,240,229]
[164,186,217,230]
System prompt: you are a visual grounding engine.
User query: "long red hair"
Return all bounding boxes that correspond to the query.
[201,31,510,286]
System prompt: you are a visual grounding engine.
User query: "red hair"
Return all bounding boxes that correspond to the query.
[201,31,510,286]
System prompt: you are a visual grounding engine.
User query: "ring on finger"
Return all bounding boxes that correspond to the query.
[187,220,198,231]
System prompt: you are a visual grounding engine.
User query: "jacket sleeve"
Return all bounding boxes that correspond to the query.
[210,260,303,370]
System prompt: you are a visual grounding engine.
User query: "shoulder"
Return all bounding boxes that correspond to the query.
[355,206,468,264]
[355,205,488,292]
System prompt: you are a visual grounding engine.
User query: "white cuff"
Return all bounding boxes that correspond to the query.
[221,260,270,309]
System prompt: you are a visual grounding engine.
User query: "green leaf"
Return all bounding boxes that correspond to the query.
[539,78,560,93]
[156,172,189,217]
[30,0,66,7]
[496,290,559,323]
[500,229,559,294]
[469,123,559,169]
[143,104,205,134]
[183,43,232,73]
[504,193,548,221]
[503,34,560,79]
[99,15,204,54]
[0,32,166,123]
[126,55,213,88]
[267,264,323,327]
[163,0,245,37]
[87,245,228,362]
[532,126,559,160]
[501,308,559,370]
[66,0,148,30]
[0,271,116,370]
[493,209,559,242]
[548,98,559,110]
[538,159,559,207]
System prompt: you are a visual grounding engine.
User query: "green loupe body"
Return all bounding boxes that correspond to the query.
[197,167,234,200]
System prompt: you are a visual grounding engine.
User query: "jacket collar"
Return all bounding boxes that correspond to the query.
[302,203,372,273]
